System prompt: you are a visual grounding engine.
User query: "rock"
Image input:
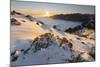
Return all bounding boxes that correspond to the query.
[53,25,57,29]
[21,20,26,22]
[53,25,61,31]
[25,15,35,21]
[64,25,83,34]
[88,47,95,60]
[68,42,73,48]
[58,37,73,50]
[11,50,16,56]
[11,10,23,15]
[82,21,95,29]
[23,48,31,55]
[11,49,20,62]
[11,18,21,25]
[31,33,55,52]
[64,28,73,33]
[39,33,54,39]
[33,40,51,52]
[11,55,19,62]
[81,42,85,44]
[36,20,45,26]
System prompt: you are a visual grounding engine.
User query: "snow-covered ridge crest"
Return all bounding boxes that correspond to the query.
[11,32,95,66]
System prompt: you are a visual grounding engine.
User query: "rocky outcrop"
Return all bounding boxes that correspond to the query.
[10,33,95,63]
[11,18,21,25]
[11,10,23,15]
[36,20,45,26]
[64,17,95,38]
[25,15,35,21]
[53,25,61,31]
[82,19,95,29]
[64,25,83,33]
[11,49,20,62]
[30,33,73,52]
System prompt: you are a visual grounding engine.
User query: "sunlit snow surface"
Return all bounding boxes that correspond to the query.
[11,15,95,66]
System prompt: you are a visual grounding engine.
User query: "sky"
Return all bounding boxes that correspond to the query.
[11,0,95,17]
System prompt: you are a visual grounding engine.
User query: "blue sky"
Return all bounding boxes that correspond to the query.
[11,0,95,16]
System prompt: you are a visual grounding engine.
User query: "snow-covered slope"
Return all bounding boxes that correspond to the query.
[10,12,95,66]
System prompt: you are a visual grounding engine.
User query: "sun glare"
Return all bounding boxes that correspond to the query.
[44,11,50,17]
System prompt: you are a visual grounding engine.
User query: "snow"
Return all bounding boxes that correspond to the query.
[37,17,82,31]
[11,40,72,66]
[10,14,95,66]
[15,40,31,50]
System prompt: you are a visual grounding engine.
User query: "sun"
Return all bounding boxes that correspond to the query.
[44,11,50,17]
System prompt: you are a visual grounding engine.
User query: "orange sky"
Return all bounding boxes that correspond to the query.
[11,1,95,17]
[16,8,55,17]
